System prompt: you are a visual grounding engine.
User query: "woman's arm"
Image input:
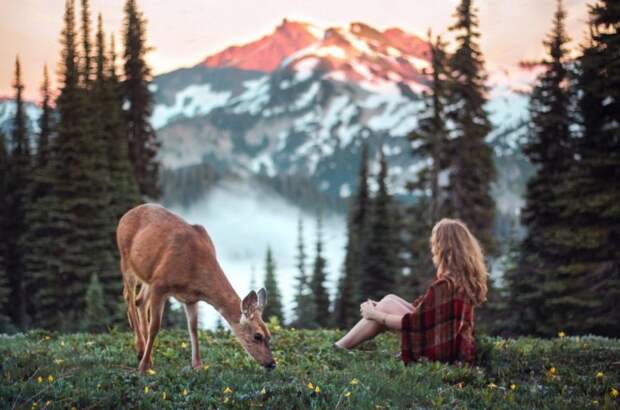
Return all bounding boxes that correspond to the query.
[360,301,406,330]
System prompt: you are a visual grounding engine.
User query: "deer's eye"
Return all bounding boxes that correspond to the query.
[254,333,263,342]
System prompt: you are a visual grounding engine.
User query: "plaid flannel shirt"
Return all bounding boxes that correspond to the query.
[401,278,475,365]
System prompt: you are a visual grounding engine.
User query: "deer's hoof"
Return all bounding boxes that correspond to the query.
[192,360,203,370]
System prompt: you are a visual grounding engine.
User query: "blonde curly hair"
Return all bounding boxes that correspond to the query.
[430,218,488,306]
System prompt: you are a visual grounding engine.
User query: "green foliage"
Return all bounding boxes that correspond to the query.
[123,0,160,198]
[6,56,32,328]
[446,0,496,255]
[1,330,618,409]
[262,247,284,324]
[84,274,107,332]
[515,0,576,337]
[292,218,313,329]
[335,144,370,329]
[309,213,330,327]
[361,148,399,301]
[0,133,11,330]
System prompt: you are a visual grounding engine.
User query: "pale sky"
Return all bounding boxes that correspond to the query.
[1,0,590,101]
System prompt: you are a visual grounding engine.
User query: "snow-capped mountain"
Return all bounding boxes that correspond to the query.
[152,19,531,212]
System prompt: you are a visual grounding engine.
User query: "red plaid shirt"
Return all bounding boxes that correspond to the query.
[401,278,475,365]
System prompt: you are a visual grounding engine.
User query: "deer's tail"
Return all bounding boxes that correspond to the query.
[122,270,140,335]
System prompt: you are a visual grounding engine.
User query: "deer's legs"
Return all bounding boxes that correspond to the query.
[138,286,166,374]
[183,302,202,369]
[135,284,150,360]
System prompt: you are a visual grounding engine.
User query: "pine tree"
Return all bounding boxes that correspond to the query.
[84,273,107,332]
[262,247,284,323]
[292,217,313,328]
[361,148,399,301]
[80,0,93,86]
[335,144,370,328]
[404,32,452,302]
[6,56,31,328]
[516,0,574,336]
[123,0,160,198]
[446,0,496,254]
[22,65,57,326]
[52,0,115,329]
[0,132,11,329]
[309,212,330,327]
[551,0,620,337]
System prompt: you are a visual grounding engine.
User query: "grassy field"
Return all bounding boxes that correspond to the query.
[1,325,619,409]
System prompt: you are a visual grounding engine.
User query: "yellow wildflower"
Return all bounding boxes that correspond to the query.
[144,386,149,394]
[31,402,37,409]
[181,342,188,348]
[611,387,619,398]
[54,359,64,365]
[44,335,51,341]
[350,378,359,385]
[45,401,51,407]
[261,387,267,395]
[596,372,604,379]
[223,386,233,394]
[315,385,320,394]
[344,391,352,398]
[147,369,156,376]
[162,392,167,400]
[202,364,210,371]
[548,367,557,376]
[558,331,566,338]
[510,384,517,391]
[182,388,188,396]
[488,383,497,389]
[47,375,54,383]
[223,397,229,403]
[37,376,43,384]
[593,400,599,405]
[307,382,314,390]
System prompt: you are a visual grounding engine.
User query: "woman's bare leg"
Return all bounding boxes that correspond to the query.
[384,294,414,311]
[335,295,412,349]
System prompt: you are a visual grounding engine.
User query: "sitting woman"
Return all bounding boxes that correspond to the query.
[335,218,488,365]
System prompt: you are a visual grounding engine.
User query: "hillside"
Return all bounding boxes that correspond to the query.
[1,329,619,409]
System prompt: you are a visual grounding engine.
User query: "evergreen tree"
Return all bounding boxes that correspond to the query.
[309,213,330,327]
[516,0,574,336]
[262,247,284,323]
[335,144,370,328]
[446,0,496,254]
[123,0,160,198]
[6,56,31,328]
[292,217,313,328]
[0,132,11,329]
[22,65,57,326]
[361,148,399,301]
[552,0,620,336]
[84,273,107,332]
[52,0,115,329]
[80,0,93,86]
[403,33,452,302]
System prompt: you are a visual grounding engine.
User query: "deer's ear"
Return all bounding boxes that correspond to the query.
[241,290,258,316]
[257,288,267,310]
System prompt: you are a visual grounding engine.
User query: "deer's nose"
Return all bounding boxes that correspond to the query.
[264,360,276,370]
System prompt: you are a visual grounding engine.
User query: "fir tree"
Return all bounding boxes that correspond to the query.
[123,0,160,198]
[84,273,107,332]
[335,144,370,328]
[80,0,93,86]
[361,148,399,301]
[262,247,284,323]
[0,132,11,329]
[22,65,56,326]
[517,0,574,336]
[552,0,620,336]
[6,56,31,328]
[446,0,496,254]
[309,212,330,327]
[292,217,313,328]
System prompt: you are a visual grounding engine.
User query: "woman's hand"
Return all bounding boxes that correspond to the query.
[360,300,378,321]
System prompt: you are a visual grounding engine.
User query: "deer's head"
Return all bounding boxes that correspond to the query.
[232,288,275,369]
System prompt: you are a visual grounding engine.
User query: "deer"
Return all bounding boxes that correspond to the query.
[116,203,275,374]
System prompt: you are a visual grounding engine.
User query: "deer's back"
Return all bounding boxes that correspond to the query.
[117,204,215,285]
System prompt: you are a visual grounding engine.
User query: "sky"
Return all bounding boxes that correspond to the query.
[1,0,590,100]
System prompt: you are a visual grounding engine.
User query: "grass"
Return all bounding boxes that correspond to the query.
[1,325,619,409]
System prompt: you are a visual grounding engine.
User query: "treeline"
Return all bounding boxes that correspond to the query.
[265,0,619,338]
[0,0,158,332]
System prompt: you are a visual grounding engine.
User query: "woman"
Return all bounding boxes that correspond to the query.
[335,218,488,365]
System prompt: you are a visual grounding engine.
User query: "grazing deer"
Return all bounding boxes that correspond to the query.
[117,204,275,374]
